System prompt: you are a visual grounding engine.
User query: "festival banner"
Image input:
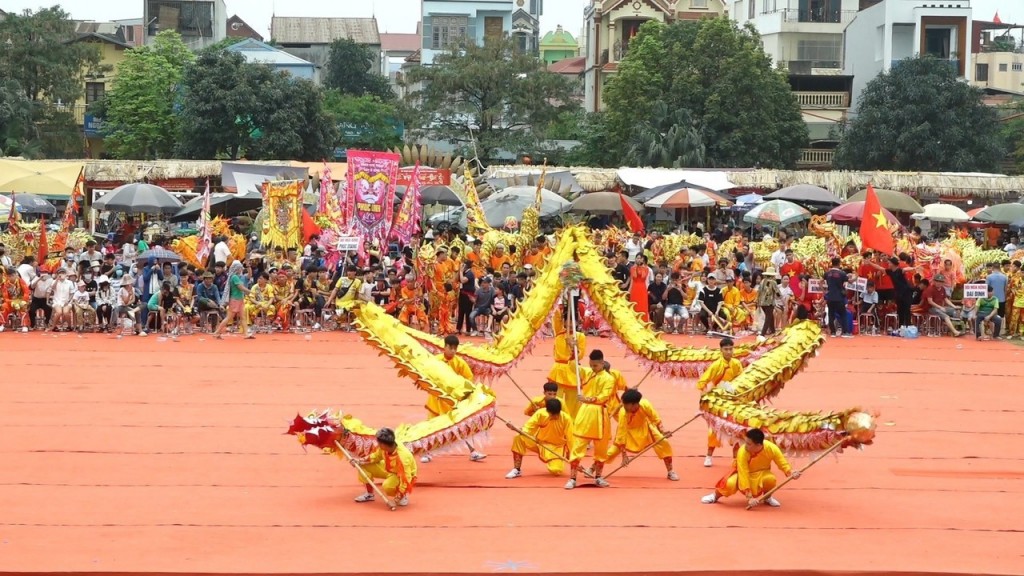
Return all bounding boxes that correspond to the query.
[7,192,20,234]
[397,167,450,186]
[52,169,84,253]
[260,179,304,249]
[346,149,399,250]
[195,179,212,264]
[390,163,422,245]
[319,162,332,216]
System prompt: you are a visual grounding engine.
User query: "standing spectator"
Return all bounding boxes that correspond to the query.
[0,243,11,268]
[986,262,1008,317]
[823,258,849,338]
[756,267,781,340]
[456,261,476,334]
[213,235,231,268]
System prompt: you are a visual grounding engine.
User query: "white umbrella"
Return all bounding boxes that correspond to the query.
[480,186,569,227]
[910,203,970,223]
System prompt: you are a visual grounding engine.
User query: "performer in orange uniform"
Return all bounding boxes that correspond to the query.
[603,361,629,422]
[600,389,678,483]
[1008,261,1023,338]
[697,337,743,467]
[421,334,487,463]
[352,428,417,507]
[701,428,800,508]
[435,282,458,336]
[272,271,296,331]
[429,248,457,330]
[524,381,563,417]
[397,276,429,330]
[1,268,30,331]
[489,243,513,271]
[565,349,616,490]
[505,397,574,479]
[548,306,586,418]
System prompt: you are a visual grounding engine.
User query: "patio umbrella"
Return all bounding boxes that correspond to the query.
[1010,219,1024,231]
[633,180,730,203]
[0,159,85,197]
[479,186,569,227]
[136,247,182,263]
[568,192,642,214]
[966,206,989,219]
[93,183,184,216]
[2,193,57,216]
[171,191,263,223]
[971,202,1024,225]
[847,188,923,214]
[420,185,463,206]
[742,200,810,228]
[735,193,764,206]
[826,201,898,225]
[765,184,843,205]
[645,188,733,209]
[910,203,970,223]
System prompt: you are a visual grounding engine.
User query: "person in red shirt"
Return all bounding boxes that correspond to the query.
[873,252,894,304]
[779,249,803,294]
[923,274,963,337]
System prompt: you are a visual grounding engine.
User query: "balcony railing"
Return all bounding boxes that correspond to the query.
[797,148,835,166]
[781,9,857,24]
[794,91,849,108]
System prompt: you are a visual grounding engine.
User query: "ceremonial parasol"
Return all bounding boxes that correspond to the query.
[568,192,642,214]
[847,188,923,214]
[910,203,970,223]
[742,200,811,227]
[826,201,898,225]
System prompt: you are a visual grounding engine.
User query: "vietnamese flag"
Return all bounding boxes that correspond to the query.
[859,183,895,256]
[619,193,644,234]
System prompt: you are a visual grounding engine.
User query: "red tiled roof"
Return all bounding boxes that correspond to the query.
[549,56,586,74]
[381,33,421,52]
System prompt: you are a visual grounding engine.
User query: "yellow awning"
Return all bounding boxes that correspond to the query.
[0,159,84,199]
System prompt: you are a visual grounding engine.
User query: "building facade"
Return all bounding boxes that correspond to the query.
[971,22,1024,93]
[420,0,514,65]
[511,0,544,55]
[270,17,382,85]
[69,26,133,157]
[144,0,227,50]
[225,38,316,80]
[540,25,580,64]
[227,14,263,41]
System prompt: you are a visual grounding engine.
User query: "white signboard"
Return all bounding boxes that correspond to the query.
[808,279,824,294]
[845,276,869,294]
[336,235,361,252]
[962,283,988,299]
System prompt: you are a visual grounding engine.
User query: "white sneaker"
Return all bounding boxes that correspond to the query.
[313,323,321,330]
[701,493,719,504]
[20,327,28,333]
[139,331,148,337]
[667,470,679,481]
[765,497,781,507]
[469,451,487,461]
[564,478,577,490]
[396,496,409,507]
[594,477,610,488]
[755,335,766,344]
[505,468,522,479]
[842,334,853,339]
[704,455,713,467]
[354,492,375,503]
[0,325,5,332]
[420,454,432,463]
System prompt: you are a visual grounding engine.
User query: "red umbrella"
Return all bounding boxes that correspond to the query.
[826,201,897,225]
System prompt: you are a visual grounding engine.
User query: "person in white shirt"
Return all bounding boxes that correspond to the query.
[1005,237,1019,254]
[0,243,12,268]
[78,240,102,264]
[30,271,54,328]
[48,269,75,330]
[17,256,37,285]
[71,281,95,330]
[95,275,116,330]
[770,244,787,272]
[625,233,644,261]
[122,242,137,262]
[213,237,231,266]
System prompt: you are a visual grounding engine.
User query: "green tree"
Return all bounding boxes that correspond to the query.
[626,101,706,168]
[603,17,807,168]
[562,112,619,167]
[176,51,337,160]
[324,38,393,100]
[405,36,576,160]
[834,56,1006,172]
[102,31,195,159]
[998,103,1024,174]
[324,91,403,150]
[0,79,34,156]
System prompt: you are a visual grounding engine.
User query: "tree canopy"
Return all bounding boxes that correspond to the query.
[102,31,195,159]
[599,17,807,169]
[324,38,394,100]
[176,51,337,160]
[834,56,1006,172]
[405,36,576,160]
[324,92,403,151]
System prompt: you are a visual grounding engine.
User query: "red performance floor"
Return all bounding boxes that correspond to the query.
[0,329,1021,576]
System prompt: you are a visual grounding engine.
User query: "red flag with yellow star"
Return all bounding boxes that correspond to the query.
[859,183,895,256]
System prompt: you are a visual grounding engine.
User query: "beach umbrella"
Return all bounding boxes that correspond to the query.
[568,192,642,214]
[910,203,970,223]
[971,202,1024,225]
[742,200,811,228]
[645,188,733,209]
[479,186,569,227]
[765,184,843,205]
[1,192,57,216]
[735,193,764,206]
[847,188,923,214]
[633,180,731,203]
[93,183,184,215]
[826,201,898,225]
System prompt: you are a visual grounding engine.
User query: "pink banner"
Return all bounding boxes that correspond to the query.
[346,149,399,249]
[389,163,422,245]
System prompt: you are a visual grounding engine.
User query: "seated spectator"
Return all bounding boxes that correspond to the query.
[923,274,963,337]
[974,285,1002,340]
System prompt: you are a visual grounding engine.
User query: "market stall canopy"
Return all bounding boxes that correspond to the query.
[0,159,85,199]
[568,191,642,214]
[847,188,924,214]
[221,162,306,192]
[479,186,569,227]
[910,203,970,223]
[486,169,583,197]
[765,184,842,206]
[826,201,898,225]
[171,190,263,223]
[617,168,736,192]
[742,200,810,228]
[971,202,1024,225]
[1,192,57,216]
[93,183,184,215]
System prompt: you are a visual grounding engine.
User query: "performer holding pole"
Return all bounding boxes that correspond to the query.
[421,334,487,463]
[700,428,799,508]
[697,337,743,467]
[565,349,616,490]
[591,389,679,484]
[548,302,585,418]
[346,427,417,510]
[504,397,574,479]
[603,412,703,479]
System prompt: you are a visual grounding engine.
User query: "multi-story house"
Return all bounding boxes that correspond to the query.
[971,19,1023,93]
[540,25,580,65]
[511,0,544,55]
[68,22,133,156]
[143,0,227,50]
[420,0,514,65]
[270,17,382,85]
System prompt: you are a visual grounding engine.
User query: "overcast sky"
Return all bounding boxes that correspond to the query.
[2,0,1019,43]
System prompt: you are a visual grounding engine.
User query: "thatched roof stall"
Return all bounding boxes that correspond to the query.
[723,170,1024,201]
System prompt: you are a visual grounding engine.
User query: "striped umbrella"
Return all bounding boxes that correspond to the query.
[644,188,733,209]
[742,199,810,227]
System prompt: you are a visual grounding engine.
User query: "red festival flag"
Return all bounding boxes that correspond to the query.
[52,170,84,253]
[390,163,422,245]
[7,192,20,234]
[37,215,48,263]
[859,183,895,256]
[619,192,644,233]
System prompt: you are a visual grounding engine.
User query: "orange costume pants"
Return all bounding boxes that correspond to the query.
[399,305,429,329]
